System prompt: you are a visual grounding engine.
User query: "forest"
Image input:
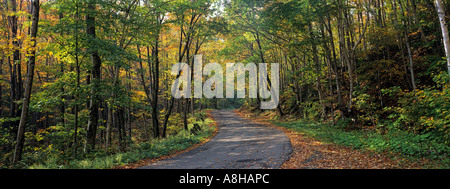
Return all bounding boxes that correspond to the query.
[1,0,450,169]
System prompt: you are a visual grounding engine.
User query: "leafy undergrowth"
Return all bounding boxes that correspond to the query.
[276,120,450,169]
[237,109,450,169]
[29,111,217,169]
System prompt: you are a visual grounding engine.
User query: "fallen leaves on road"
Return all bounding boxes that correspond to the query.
[235,109,428,169]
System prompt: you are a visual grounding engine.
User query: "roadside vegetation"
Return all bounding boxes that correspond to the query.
[9,111,216,169]
[240,109,450,168]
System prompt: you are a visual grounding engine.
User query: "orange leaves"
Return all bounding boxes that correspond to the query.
[237,109,427,169]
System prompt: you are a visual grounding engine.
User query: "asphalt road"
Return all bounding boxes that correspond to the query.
[139,109,291,169]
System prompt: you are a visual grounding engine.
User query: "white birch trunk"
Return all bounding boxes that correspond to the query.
[435,0,450,75]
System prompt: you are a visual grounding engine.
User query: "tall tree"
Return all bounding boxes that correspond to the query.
[73,0,81,157]
[13,0,40,163]
[85,0,102,152]
[435,0,450,75]
[151,16,162,138]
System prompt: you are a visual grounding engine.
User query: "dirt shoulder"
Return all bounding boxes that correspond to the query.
[235,109,426,169]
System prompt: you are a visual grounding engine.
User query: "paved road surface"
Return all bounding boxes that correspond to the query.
[139,109,291,169]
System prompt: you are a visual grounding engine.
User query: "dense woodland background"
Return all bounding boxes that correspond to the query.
[1,0,450,168]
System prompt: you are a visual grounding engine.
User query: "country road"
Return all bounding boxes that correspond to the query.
[139,109,292,169]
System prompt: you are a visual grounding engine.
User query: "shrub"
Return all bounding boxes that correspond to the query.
[382,73,450,144]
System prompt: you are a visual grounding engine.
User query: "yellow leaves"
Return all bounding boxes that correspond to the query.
[35,133,46,142]
[1,34,45,58]
[0,44,13,57]
[2,10,28,17]
[131,90,146,103]
[134,90,146,98]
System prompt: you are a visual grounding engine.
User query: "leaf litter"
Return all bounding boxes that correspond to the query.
[235,109,429,169]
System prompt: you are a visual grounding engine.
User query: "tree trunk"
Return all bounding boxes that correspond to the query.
[151,27,160,138]
[162,97,175,138]
[8,0,20,137]
[13,0,39,163]
[183,99,188,130]
[60,60,65,127]
[124,71,132,141]
[11,0,23,103]
[118,108,125,151]
[73,1,80,158]
[254,31,284,117]
[8,56,17,132]
[183,21,191,131]
[143,113,149,140]
[106,105,112,150]
[435,0,450,75]
[405,32,417,91]
[85,1,102,152]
